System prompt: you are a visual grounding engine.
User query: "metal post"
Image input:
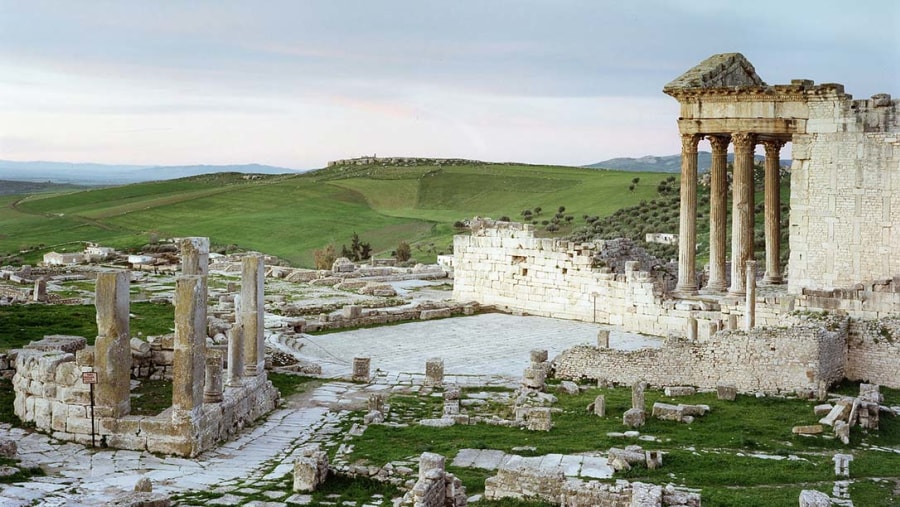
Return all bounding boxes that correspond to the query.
[89,382,96,448]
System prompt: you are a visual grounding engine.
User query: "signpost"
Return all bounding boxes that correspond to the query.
[81,372,98,447]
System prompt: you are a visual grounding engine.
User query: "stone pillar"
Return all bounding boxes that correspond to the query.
[352,357,371,382]
[179,237,209,276]
[632,380,646,411]
[424,358,444,387]
[226,323,244,387]
[597,329,610,348]
[762,140,785,284]
[94,271,132,417]
[593,395,606,417]
[204,348,224,403]
[675,133,701,295]
[32,278,47,302]
[686,317,698,341]
[706,135,730,292]
[729,132,756,295]
[745,260,757,331]
[241,255,265,377]
[173,275,206,418]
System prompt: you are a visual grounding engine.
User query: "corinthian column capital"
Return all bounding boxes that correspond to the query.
[707,135,730,154]
[762,139,786,158]
[731,132,756,151]
[681,133,701,153]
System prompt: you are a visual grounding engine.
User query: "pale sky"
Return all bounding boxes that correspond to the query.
[1,1,898,169]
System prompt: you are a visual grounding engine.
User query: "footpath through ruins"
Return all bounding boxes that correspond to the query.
[0,312,655,506]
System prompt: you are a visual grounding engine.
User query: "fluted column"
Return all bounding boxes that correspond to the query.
[762,139,785,284]
[705,135,730,292]
[675,133,701,295]
[729,132,756,295]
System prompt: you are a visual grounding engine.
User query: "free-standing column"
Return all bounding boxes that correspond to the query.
[705,135,730,292]
[241,255,265,376]
[762,140,785,284]
[729,132,756,295]
[173,275,206,419]
[94,271,132,418]
[675,133,701,295]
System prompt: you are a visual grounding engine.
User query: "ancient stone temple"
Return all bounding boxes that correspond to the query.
[664,52,900,294]
[452,54,900,391]
[12,238,279,456]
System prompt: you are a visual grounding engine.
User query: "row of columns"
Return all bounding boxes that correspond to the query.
[93,238,267,423]
[675,133,785,296]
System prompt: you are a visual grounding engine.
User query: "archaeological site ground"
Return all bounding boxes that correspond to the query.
[0,53,899,506]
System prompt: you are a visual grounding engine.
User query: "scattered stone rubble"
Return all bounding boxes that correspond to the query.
[399,452,467,507]
[815,383,891,445]
[484,458,700,506]
[293,443,329,492]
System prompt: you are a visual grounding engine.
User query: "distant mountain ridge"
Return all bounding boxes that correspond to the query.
[0,160,303,185]
[585,152,791,173]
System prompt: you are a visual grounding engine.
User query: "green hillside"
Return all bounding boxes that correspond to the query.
[1,162,674,267]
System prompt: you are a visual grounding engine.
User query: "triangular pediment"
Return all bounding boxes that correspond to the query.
[664,53,766,93]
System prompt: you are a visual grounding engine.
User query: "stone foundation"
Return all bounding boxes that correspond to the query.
[484,460,700,506]
[13,347,278,456]
[553,319,848,393]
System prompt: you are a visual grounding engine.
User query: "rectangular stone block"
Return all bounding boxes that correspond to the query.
[716,383,737,401]
[352,357,371,383]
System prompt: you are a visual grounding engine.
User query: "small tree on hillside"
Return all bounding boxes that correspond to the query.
[395,241,412,262]
[313,244,336,270]
[341,232,372,262]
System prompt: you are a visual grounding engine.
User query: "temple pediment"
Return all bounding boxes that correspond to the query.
[664,53,765,94]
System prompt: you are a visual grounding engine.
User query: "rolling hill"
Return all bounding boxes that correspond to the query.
[0,160,302,184]
[585,152,791,172]
[0,161,674,267]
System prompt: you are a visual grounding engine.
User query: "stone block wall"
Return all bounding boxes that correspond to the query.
[484,462,700,506]
[552,321,848,394]
[789,93,900,292]
[845,317,900,388]
[13,347,278,456]
[452,222,686,336]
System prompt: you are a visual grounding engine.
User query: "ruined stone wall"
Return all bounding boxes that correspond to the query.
[13,347,278,456]
[553,321,847,394]
[845,317,900,388]
[789,94,900,292]
[452,222,691,337]
[484,463,699,506]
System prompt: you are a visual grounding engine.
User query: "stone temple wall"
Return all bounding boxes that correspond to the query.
[845,317,900,388]
[552,320,847,394]
[13,345,278,456]
[789,94,900,292]
[452,221,691,337]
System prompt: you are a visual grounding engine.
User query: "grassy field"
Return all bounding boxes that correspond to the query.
[0,162,673,267]
[341,382,900,506]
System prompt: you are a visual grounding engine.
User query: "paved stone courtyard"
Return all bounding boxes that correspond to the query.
[0,315,662,506]
[295,313,663,379]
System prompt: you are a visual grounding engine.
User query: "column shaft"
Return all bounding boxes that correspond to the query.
[94,270,132,418]
[762,140,785,284]
[729,132,756,295]
[241,255,265,376]
[706,136,730,292]
[173,275,206,418]
[675,133,701,295]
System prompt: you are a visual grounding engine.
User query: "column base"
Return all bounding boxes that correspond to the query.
[703,281,728,293]
[762,275,784,285]
[243,365,259,377]
[727,287,746,297]
[673,285,698,298]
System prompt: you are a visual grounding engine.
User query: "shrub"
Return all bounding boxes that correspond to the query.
[395,241,412,262]
[313,244,336,270]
